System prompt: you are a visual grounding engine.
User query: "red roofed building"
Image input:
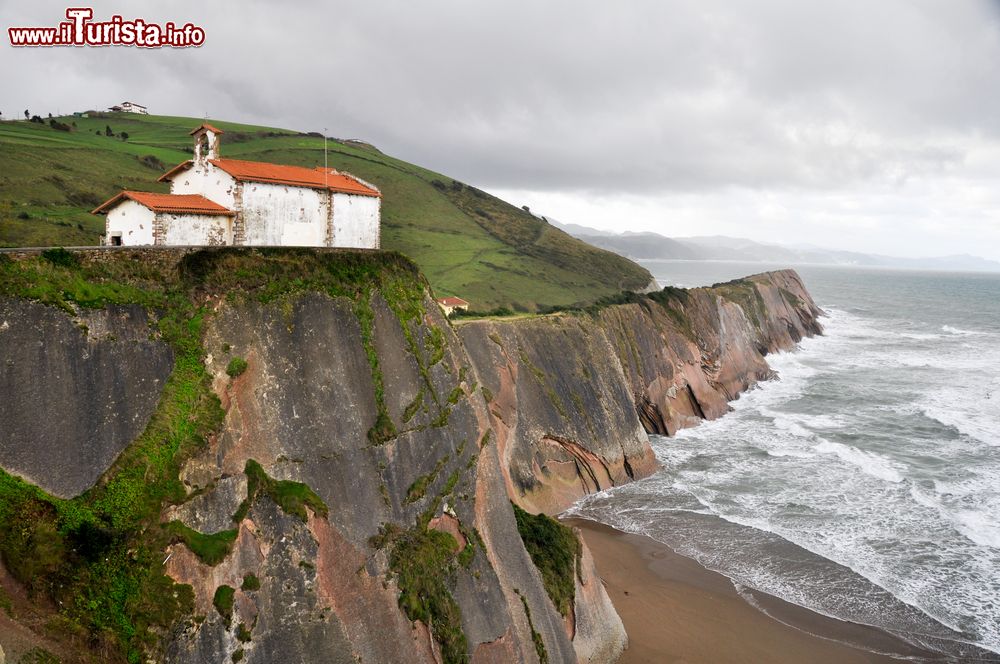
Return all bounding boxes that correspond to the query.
[94,124,381,248]
[435,296,470,316]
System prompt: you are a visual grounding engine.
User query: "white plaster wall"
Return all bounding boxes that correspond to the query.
[240,182,328,246]
[160,213,232,246]
[332,193,380,248]
[168,162,237,209]
[105,200,155,246]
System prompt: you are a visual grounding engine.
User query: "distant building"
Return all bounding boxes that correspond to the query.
[436,296,470,316]
[109,101,148,114]
[94,123,381,248]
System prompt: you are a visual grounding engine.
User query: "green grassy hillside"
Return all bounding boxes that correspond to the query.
[0,113,652,309]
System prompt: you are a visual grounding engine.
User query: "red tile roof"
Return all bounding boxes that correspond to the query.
[189,123,225,135]
[92,191,234,216]
[158,159,381,197]
[436,297,470,307]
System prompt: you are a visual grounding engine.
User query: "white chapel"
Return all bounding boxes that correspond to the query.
[94,124,381,248]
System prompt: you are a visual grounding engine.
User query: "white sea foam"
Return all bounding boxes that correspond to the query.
[908,485,1000,548]
[764,447,817,459]
[898,332,942,341]
[954,511,1000,549]
[814,440,906,483]
[918,401,1000,448]
[942,325,988,337]
[770,414,814,439]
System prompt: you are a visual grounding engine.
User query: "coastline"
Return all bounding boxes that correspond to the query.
[567,518,943,664]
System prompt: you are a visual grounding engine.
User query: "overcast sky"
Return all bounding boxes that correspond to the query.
[3,0,1000,259]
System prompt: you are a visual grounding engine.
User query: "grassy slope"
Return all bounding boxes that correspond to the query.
[0,113,651,309]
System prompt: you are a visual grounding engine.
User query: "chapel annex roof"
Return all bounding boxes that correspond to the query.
[92,191,234,216]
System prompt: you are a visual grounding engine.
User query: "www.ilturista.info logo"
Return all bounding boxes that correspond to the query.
[8,8,205,48]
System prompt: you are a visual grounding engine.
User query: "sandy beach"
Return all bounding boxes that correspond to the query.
[568,518,943,664]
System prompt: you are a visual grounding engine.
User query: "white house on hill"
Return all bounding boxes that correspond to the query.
[109,101,148,114]
[94,124,381,248]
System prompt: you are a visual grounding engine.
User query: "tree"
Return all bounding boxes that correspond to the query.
[120,132,129,141]
[24,110,29,120]
[105,125,113,137]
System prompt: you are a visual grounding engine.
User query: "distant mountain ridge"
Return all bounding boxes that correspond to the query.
[551,222,1000,273]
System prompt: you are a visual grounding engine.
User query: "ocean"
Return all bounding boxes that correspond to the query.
[566,261,1000,661]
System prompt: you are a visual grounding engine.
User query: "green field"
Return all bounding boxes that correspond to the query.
[0,113,651,309]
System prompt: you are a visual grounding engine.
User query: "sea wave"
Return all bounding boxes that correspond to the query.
[918,402,1000,448]
[942,324,989,337]
[812,440,906,483]
[909,485,1000,549]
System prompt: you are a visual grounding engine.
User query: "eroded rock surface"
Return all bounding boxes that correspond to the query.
[459,315,656,514]
[0,299,172,497]
[165,291,579,663]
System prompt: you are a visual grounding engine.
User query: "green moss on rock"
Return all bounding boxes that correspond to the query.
[515,588,548,664]
[213,585,235,624]
[240,574,260,591]
[234,459,328,523]
[166,521,238,566]
[385,527,468,664]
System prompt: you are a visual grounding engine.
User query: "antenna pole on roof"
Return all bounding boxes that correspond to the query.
[323,128,328,189]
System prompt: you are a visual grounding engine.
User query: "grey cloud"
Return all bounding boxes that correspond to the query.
[3,0,997,193]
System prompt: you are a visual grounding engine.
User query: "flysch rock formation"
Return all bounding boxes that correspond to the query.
[460,269,823,514]
[0,248,821,663]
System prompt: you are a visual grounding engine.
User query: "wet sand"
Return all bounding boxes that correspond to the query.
[568,518,943,664]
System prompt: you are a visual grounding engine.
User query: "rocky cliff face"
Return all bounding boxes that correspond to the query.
[459,316,656,515]
[162,288,590,664]
[460,269,823,513]
[0,299,172,498]
[0,248,820,664]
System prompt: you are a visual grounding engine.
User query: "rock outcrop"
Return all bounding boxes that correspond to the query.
[0,248,821,664]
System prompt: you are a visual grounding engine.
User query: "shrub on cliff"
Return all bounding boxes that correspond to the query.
[213,585,235,626]
[386,527,468,664]
[511,502,580,617]
[40,247,79,268]
[226,357,248,378]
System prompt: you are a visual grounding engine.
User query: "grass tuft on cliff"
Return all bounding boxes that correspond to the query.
[374,524,469,664]
[166,522,238,566]
[0,113,652,310]
[511,502,581,617]
[515,588,549,664]
[235,459,329,523]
